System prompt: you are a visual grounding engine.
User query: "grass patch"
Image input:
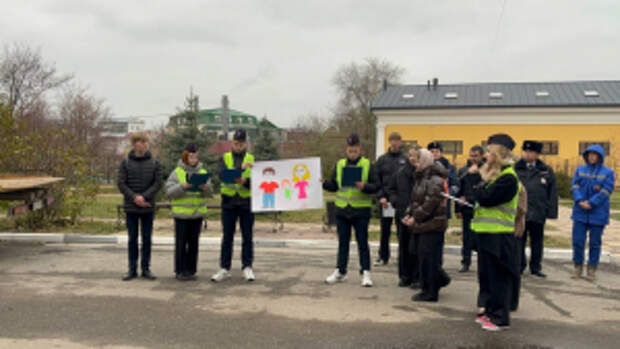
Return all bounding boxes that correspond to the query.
[82,196,123,219]
[543,234,572,249]
[611,213,620,222]
[0,218,119,234]
[98,185,119,194]
[611,192,620,210]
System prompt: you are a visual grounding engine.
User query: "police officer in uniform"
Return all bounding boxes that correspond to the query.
[211,129,256,283]
[514,140,558,278]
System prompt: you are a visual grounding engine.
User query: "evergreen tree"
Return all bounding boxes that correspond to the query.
[161,91,219,190]
[254,118,280,161]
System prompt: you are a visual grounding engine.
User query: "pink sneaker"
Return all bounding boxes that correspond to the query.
[482,321,501,332]
[475,315,489,324]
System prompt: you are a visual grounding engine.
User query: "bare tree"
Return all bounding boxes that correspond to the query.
[331,57,404,159]
[0,43,72,118]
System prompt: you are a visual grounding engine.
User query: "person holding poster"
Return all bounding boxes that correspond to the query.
[323,133,380,287]
[211,129,256,283]
[164,144,210,281]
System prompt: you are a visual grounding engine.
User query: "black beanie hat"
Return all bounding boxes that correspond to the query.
[184,143,198,153]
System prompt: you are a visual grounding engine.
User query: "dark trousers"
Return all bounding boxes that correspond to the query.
[479,248,513,326]
[417,232,444,299]
[397,220,418,283]
[378,217,394,262]
[126,212,154,273]
[336,215,371,275]
[220,207,254,270]
[461,215,475,268]
[512,236,522,311]
[520,221,545,273]
[174,218,202,276]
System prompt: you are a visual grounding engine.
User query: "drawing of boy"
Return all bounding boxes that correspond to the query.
[259,167,279,209]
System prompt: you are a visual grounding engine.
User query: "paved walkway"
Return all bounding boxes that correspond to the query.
[1,242,619,348]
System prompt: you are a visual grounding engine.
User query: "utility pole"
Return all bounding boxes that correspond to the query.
[221,95,230,140]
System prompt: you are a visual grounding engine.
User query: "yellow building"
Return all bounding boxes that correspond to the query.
[371,80,620,186]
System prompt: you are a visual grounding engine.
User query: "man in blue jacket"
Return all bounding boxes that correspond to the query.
[570,144,615,281]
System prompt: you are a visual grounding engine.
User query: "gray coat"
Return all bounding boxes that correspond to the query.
[165,159,209,219]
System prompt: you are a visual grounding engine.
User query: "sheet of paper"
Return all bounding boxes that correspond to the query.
[382,203,395,218]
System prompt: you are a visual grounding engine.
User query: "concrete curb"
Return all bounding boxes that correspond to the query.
[0,232,613,264]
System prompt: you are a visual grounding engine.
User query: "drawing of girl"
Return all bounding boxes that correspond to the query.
[292,163,311,200]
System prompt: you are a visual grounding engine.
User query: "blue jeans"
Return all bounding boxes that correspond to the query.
[572,221,604,266]
[263,193,275,208]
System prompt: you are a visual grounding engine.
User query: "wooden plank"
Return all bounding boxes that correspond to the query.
[0,177,64,193]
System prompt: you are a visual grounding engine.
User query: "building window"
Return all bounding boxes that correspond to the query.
[436,141,463,155]
[540,141,559,155]
[579,142,610,156]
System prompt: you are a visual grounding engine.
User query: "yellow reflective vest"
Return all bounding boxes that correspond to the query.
[335,157,372,209]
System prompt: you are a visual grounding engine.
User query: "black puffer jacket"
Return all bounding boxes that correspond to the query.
[514,159,558,224]
[408,163,448,234]
[117,150,163,213]
[376,149,408,199]
[386,161,416,219]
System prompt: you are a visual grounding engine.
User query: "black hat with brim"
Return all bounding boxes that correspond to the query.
[427,142,443,151]
[233,129,247,141]
[487,133,516,151]
[347,133,361,146]
[522,140,543,153]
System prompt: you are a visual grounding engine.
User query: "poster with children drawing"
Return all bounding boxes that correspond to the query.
[251,157,323,212]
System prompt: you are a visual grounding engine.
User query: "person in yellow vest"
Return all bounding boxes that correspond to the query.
[211,129,256,282]
[322,134,380,287]
[469,134,521,332]
[165,144,210,281]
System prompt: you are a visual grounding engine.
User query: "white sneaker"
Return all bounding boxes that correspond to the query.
[325,269,347,284]
[243,267,255,282]
[211,269,231,283]
[361,270,373,287]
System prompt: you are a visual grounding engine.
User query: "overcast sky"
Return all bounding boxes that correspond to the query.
[2,0,619,129]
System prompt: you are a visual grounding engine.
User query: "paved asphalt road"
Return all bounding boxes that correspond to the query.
[1,241,619,349]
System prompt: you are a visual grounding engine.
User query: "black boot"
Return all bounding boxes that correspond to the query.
[122,271,138,281]
[142,270,157,280]
[412,292,438,302]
